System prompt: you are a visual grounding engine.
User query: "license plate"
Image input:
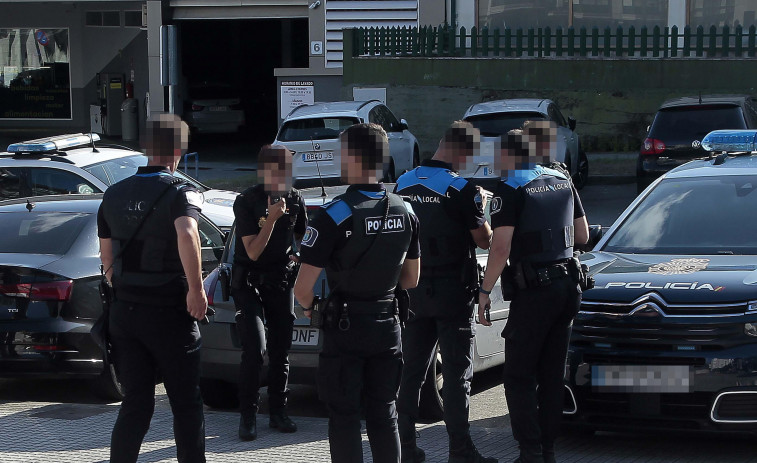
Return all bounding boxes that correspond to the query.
[302,152,333,162]
[291,327,319,346]
[591,365,690,393]
[209,106,228,111]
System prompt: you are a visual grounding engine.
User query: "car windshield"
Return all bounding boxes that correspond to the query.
[0,211,91,254]
[650,106,747,140]
[465,112,546,137]
[603,174,757,255]
[85,155,208,192]
[278,117,360,142]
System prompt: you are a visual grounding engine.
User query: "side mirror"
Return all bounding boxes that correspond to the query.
[219,266,231,302]
[396,118,409,131]
[568,117,577,131]
[577,225,603,253]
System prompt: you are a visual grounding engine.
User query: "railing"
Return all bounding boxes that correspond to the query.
[352,25,757,59]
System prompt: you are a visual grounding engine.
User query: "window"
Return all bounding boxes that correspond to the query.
[29,168,97,196]
[85,155,146,185]
[278,117,359,141]
[548,104,568,127]
[0,211,92,254]
[0,28,71,119]
[369,105,402,132]
[464,112,546,137]
[124,11,143,28]
[85,11,121,27]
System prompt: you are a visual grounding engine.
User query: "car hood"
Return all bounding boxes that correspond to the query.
[581,252,757,304]
[200,189,238,229]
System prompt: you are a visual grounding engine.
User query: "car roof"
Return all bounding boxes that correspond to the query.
[285,100,379,120]
[659,95,753,109]
[0,144,142,168]
[0,194,104,213]
[664,153,757,179]
[463,98,551,118]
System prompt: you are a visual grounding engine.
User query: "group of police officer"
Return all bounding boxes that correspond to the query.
[97,113,587,463]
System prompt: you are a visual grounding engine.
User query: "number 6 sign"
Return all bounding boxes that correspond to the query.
[310,41,323,55]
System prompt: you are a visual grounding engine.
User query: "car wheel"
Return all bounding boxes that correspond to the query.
[418,343,444,422]
[92,357,125,401]
[383,159,397,183]
[200,378,239,409]
[572,150,589,190]
[413,146,420,168]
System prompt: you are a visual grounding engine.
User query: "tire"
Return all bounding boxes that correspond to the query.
[572,150,589,190]
[418,343,444,422]
[92,358,125,402]
[200,378,239,409]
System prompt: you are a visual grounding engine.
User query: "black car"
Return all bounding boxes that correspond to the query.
[566,131,757,433]
[637,94,757,191]
[0,195,225,399]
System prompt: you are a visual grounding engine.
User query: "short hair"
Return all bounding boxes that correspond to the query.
[442,120,479,152]
[340,123,388,171]
[502,129,531,158]
[258,144,290,171]
[522,119,556,145]
[144,113,189,154]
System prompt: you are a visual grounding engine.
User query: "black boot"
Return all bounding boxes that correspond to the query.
[238,411,257,441]
[269,409,298,433]
[541,444,556,463]
[511,444,542,463]
[399,413,425,463]
[448,437,498,463]
[401,443,426,463]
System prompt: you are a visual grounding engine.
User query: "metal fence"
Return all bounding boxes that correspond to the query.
[352,25,757,58]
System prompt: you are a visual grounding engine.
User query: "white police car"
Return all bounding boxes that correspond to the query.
[0,133,237,229]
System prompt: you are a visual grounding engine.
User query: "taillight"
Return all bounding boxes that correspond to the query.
[641,138,665,155]
[0,280,73,301]
[191,104,204,111]
[203,271,219,306]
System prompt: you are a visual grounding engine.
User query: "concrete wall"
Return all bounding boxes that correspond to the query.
[1,1,145,131]
[342,31,757,157]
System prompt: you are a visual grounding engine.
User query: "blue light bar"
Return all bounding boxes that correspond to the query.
[701,129,757,152]
[7,133,100,153]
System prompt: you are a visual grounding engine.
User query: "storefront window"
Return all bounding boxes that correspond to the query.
[0,28,71,119]
[690,0,757,29]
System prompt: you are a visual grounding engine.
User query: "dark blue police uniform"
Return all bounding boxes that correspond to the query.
[231,185,307,427]
[97,166,205,463]
[394,160,489,460]
[300,183,420,463]
[490,165,585,462]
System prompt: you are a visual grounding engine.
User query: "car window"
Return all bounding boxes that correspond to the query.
[650,106,747,140]
[604,175,757,255]
[29,168,97,196]
[85,155,147,186]
[199,215,224,249]
[277,117,359,142]
[369,105,402,132]
[465,112,546,137]
[0,211,91,254]
[0,167,27,200]
[548,104,568,127]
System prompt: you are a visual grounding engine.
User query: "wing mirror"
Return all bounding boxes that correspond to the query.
[568,117,577,131]
[396,118,409,131]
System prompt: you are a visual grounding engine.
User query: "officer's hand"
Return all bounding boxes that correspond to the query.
[476,186,488,210]
[477,293,492,326]
[302,307,312,319]
[268,196,287,221]
[186,288,208,321]
[289,254,300,264]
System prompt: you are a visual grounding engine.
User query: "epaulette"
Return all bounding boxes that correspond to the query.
[322,198,352,225]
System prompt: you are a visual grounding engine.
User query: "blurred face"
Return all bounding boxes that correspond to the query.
[142,115,189,170]
[494,134,535,176]
[260,148,293,193]
[523,120,558,163]
[448,126,481,172]
[340,130,389,183]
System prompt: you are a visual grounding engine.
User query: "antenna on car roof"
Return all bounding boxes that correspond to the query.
[698,92,702,104]
[26,199,35,212]
[310,137,327,198]
[88,133,99,153]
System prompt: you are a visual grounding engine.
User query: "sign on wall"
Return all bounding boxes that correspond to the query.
[280,81,314,117]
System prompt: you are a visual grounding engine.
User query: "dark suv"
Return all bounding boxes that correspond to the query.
[637,95,757,190]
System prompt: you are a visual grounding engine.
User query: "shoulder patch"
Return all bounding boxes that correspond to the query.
[301,226,319,247]
[323,199,352,225]
[489,196,503,215]
[184,189,204,208]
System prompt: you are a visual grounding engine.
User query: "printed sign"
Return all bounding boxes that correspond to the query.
[281,81,314,118]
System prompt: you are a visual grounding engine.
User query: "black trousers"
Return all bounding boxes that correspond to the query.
[501,276,581,453]
[317,313,404,463]
[232,283,295,413]
[109,299,205,463]
[396,277,475,449]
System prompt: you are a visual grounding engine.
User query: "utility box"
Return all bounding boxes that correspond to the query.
[90,104,103,133]
[121,98,139,141]
[98,73,125,136]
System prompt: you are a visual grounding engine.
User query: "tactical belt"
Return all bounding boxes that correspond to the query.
[343,298,397,315]
[515,259,572,289]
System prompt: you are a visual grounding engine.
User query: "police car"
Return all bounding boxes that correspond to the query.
[0,133,237,230]
[564,129,757,433]
[199,185,508,418]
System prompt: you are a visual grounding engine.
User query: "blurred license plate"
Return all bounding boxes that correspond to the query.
[291,327,319,346]
[591,365,690,393]
[209,106,228,111]
[302,152,333,162]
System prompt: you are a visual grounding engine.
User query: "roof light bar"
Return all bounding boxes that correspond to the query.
[701,129,757,152]
[7,133,100,153]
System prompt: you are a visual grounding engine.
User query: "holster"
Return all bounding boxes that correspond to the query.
[395,288,411,323]
[512,260,572,289]
[231,266,250,290]
[568,256,595,291]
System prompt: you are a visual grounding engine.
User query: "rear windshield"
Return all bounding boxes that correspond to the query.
[650,106,746,140]
[604,175,757,254]
[85,155,146,186]
[277,117,360,142]
[464,112,546,137]
[0,212,91,254]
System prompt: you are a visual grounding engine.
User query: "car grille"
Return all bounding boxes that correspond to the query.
[713,392,757,421]
[579,391,712,421]
[580,298,748,317]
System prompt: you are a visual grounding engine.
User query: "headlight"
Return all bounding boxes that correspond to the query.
[748,300,757,313]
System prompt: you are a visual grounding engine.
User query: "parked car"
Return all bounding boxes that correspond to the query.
[199,186,507,419]
[0,194,225,400]
[184,82,246,134]
[565,129,757,434]
[274,101,420,187]
[461,98,589,189]
[0,133,237,230]
[637,94,757,191]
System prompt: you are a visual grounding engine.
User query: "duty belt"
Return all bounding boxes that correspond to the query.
[533,263,570,286]
[343,299,397,315]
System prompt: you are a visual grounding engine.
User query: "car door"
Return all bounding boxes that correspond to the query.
[369,105,413,175]
[198,214,225,277]
[548,103,578,172]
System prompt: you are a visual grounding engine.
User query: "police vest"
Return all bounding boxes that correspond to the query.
[507,166,575,265]
[396,166,471,274]
[325,190,413,301]
[103,172,189,291]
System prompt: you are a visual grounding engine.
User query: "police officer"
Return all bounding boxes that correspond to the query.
[478,126,589,463]
[394,121,496,463]
[294,123,421,463]
[98,114,207,463]
[232,144,307,440]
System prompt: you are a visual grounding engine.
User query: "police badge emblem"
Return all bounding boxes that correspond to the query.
[648,258,709,275]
